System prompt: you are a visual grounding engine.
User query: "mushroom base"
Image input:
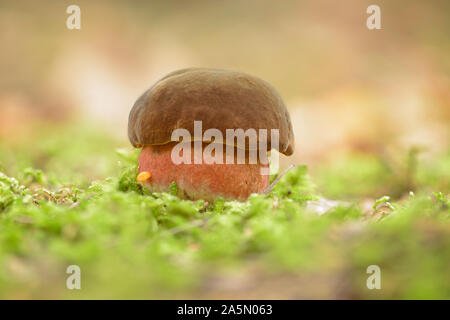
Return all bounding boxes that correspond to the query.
[138,143,269,202]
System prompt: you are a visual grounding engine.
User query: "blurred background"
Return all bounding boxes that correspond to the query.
[1,0,449,197]
[0,0,449,300]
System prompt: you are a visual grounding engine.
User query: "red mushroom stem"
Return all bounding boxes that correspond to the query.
[137,142,269,201]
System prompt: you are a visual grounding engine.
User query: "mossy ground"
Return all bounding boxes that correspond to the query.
[0,124,449,299]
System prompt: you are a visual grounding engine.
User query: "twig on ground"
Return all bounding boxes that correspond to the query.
[263,165,295,195]
[165,219,208,236]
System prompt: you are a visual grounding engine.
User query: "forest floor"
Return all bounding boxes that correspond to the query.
[0,124,449,299]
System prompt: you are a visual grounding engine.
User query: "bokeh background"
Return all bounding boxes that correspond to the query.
[1,0,449,197]
[0,0,449,299]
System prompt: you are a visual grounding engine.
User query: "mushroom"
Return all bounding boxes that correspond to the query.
[128,68,294,201]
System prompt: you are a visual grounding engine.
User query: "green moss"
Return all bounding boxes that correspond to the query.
[0,125,448,299]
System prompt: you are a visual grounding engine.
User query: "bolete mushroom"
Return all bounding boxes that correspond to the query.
[128,68,294,201]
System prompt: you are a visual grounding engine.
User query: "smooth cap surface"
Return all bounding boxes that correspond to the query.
[128,68,295,155]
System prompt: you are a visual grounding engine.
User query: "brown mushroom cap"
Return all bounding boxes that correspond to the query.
[128,68,295,155]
